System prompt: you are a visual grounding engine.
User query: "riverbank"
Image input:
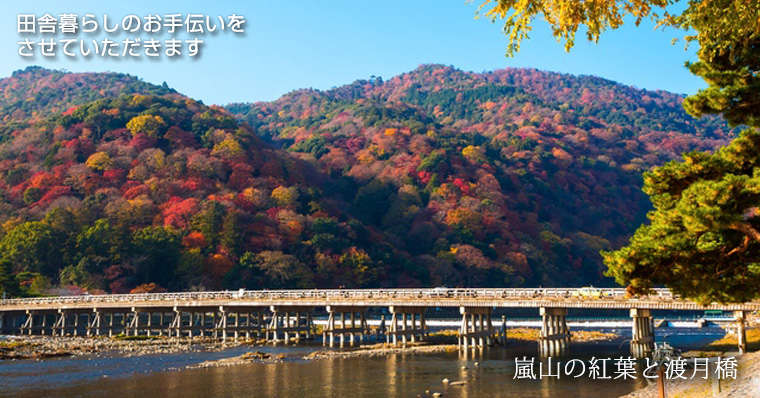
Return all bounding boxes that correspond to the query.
[0,327,618,363]
[620,327,760,398]
[0,335,244,360]
[619,350,760,398]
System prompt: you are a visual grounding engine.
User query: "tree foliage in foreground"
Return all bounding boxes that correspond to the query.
[479,0,760,302]
[604,1,760,303]
[603,128,760,303]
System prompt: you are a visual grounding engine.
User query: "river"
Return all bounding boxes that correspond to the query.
[0,327,726,398]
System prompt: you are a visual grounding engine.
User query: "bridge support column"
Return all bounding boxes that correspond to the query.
[107,313,114,337]
[219,308,229,341]
[324,306,368,348]
[170,310,183,337]
[53,311,67,336]
[458,307,493,349]
[734,311,747,355]
[498,315,508,345]
[127,310,140,336]
[88,310,101,336]
[268,306,313,344]
[388,306,427,346]
[539,307,570,357]
[20,311,33,335]
[630,309,654,359]
[378,315,386,341]
[159,312,166,336]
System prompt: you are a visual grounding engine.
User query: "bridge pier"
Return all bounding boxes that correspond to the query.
[267,306,313,344]
[94,310,128,337]
[458,307,493,349]
[20,310,56,335]
[539,307,570,357]
[172,306,219,338]
[734,311,748,355]
[52,309,92,336]
[630,309,654,359]
[324,306,368,348]
[387,306,427,346]
[218,306,267,341]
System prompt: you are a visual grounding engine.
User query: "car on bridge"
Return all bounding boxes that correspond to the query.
[572,286,612,299]
[431,287,454,298]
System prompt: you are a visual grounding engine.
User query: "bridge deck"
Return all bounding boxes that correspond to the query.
[1,288,758,312]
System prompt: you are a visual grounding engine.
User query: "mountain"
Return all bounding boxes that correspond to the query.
[227,64,737,287]
[0,65,737,296]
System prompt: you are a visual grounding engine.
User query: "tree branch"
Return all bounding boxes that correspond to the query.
[727,221,760,243]
[727,235,751,256]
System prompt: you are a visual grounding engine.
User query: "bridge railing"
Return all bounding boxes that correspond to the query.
[0,287,674,308]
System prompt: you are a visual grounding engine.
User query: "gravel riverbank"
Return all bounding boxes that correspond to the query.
[0,335,245,360]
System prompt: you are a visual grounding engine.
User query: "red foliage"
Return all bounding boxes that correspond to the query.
[162,197,199,229]
[182,231,207,249]
[37,185,72,205]
[129,133,157,151]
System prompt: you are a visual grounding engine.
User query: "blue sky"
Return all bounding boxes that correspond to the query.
[2,0,702,105]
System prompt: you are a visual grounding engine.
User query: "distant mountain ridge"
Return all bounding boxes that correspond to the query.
[0,66,178,136]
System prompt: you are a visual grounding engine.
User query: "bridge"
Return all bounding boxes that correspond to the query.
[1,288,757,358]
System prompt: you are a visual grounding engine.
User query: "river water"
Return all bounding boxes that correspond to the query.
[0,327,725,398]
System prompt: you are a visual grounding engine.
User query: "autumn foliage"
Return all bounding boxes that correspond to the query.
[0,65,736,297]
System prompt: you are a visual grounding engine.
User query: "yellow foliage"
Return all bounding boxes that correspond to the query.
[356,150,375,164]
[271,186,299,207]
[434,183,453,198]
[2,217,23,234]
[480,101,497,111]
[85,152,113,171]
[129,94,149,107]
[477,0,670,55]
[551,147,573,162]
[152,151,166,168]
[462,145,485,162]
[368,144,386,158]
[126,114,166,137]
[211,135,245,159]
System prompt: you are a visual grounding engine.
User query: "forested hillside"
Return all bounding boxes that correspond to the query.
[228,65,737,288]
[0,65,736,296]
